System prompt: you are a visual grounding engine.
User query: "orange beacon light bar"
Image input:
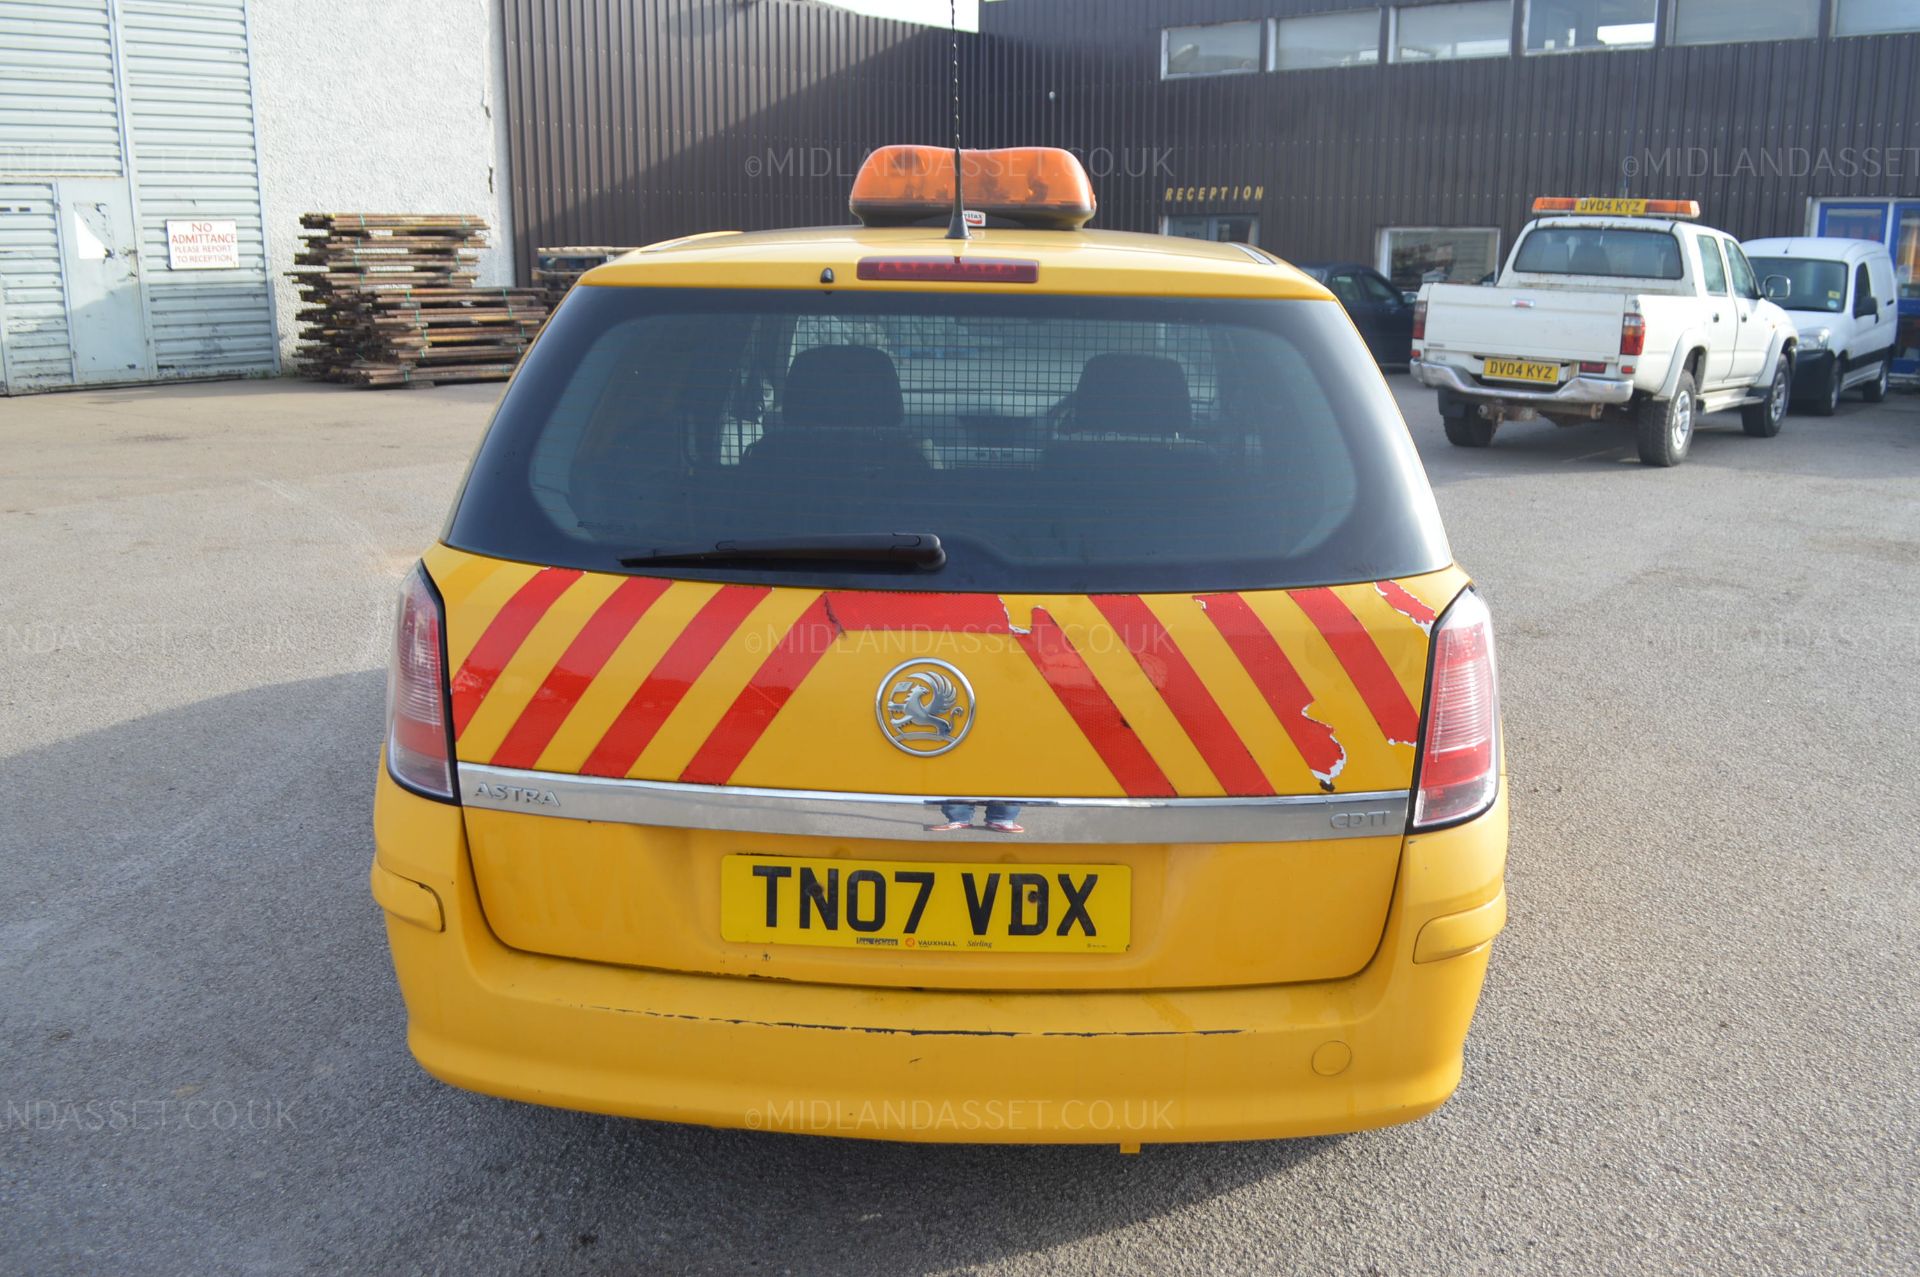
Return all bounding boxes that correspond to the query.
[850,146,1098,230]
[1532,196,1701,219]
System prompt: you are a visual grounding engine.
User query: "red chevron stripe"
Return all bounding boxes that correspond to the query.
[1093,594,1273,796]
[489,576,672,770]
[678,593,835,785]
[581,584,770,778]
[833,593,1176,797]
[672,590,1178,795]
[449,567,582,739]
[824,591,1010,633]
[1198,592,1345,785]
[1013,607,1175,798]
[1290,586,1419,745]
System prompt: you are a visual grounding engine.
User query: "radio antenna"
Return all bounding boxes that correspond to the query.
[945,0,969,241]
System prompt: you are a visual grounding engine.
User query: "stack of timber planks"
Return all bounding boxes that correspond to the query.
[291,214,548,387]
[534,246,640,310]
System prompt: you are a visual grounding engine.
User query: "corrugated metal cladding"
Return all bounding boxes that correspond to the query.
[0,0,275,393]
[0,183,73,388]
[0,0,117,390]
[120,0,276,379]
[498,0,957,282]
[964,0,1920,263]
[501,0,1920,276]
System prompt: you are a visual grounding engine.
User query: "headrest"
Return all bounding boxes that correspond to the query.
[1069,353,1192,436]
[1626,236,1678,277]
[782,345,903,431]
[1569,241,1612,275]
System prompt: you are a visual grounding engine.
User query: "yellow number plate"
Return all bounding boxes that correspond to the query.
[720,854,1131,953]
[1575,197,1647,215]
[1482,358,1561,384]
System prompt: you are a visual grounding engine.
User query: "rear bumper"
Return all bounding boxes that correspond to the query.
[1413,357,1634,406]
[372,768,1508,1145]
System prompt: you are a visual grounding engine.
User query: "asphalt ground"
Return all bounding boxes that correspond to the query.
[2,374,1916,1275]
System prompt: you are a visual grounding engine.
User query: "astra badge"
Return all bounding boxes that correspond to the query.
[876,659,975,756]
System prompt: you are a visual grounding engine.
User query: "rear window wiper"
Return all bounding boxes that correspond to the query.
[619,532,945,570]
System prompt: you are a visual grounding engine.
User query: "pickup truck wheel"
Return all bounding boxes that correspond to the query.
[1744,358,1790,436]
[1443,413,1496,447]
[1862,358,1891,404]
[1636,373,1694,466]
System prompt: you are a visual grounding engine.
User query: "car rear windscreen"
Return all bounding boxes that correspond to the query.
[1512,227,1685,280]
[446,286,1449,593]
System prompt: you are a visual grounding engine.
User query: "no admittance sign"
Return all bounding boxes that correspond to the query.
[165,220,239,270]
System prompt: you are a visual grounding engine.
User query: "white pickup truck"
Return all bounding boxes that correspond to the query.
[1410,199,1798,467]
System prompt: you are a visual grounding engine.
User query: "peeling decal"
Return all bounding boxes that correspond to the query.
[1312,731,1348,789]
[1375,579,1437,634]
[1290,587,1421,747]
[818,593,849,638]
[1196,592,1348,791]
[1094,595,1274,796]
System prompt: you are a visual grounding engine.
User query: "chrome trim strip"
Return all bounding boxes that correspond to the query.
[459,764,1409,844]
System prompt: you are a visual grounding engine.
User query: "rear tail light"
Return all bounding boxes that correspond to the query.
[1579,360,1606,374]
[1620,313,1646,357]
[1411,298,1427,342]
[1412,589,1500,830]
[386,563,457,802]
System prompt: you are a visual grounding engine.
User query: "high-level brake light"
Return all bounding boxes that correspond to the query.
[856,257,1040,284]
[850,146,1097,230]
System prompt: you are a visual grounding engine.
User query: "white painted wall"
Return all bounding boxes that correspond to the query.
[247,0,514,366]
[817,0,978,30]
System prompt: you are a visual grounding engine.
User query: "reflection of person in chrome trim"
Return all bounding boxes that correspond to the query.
[927,802,1024,834]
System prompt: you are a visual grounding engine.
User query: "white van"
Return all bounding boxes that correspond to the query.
[1743,237,1900,414]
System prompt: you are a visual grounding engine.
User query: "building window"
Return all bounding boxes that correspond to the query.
[1817,203,1890,242]
[1162,21,1264,78]
[1525,0,1655,52]
[1164,214,1261,246]
[1897,207,1920,299]
[1392,2,1512,61]
[1834,0,1920,36]
[1275,10,1382,70]
[1379,227,1502,291]
[1671,0,1818,45]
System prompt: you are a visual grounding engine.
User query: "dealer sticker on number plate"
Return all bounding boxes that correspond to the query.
[720,853,1131,953]
[1482,358,1560,384]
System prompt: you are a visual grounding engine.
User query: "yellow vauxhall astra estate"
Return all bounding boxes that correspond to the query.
[372,147,1508,1146]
